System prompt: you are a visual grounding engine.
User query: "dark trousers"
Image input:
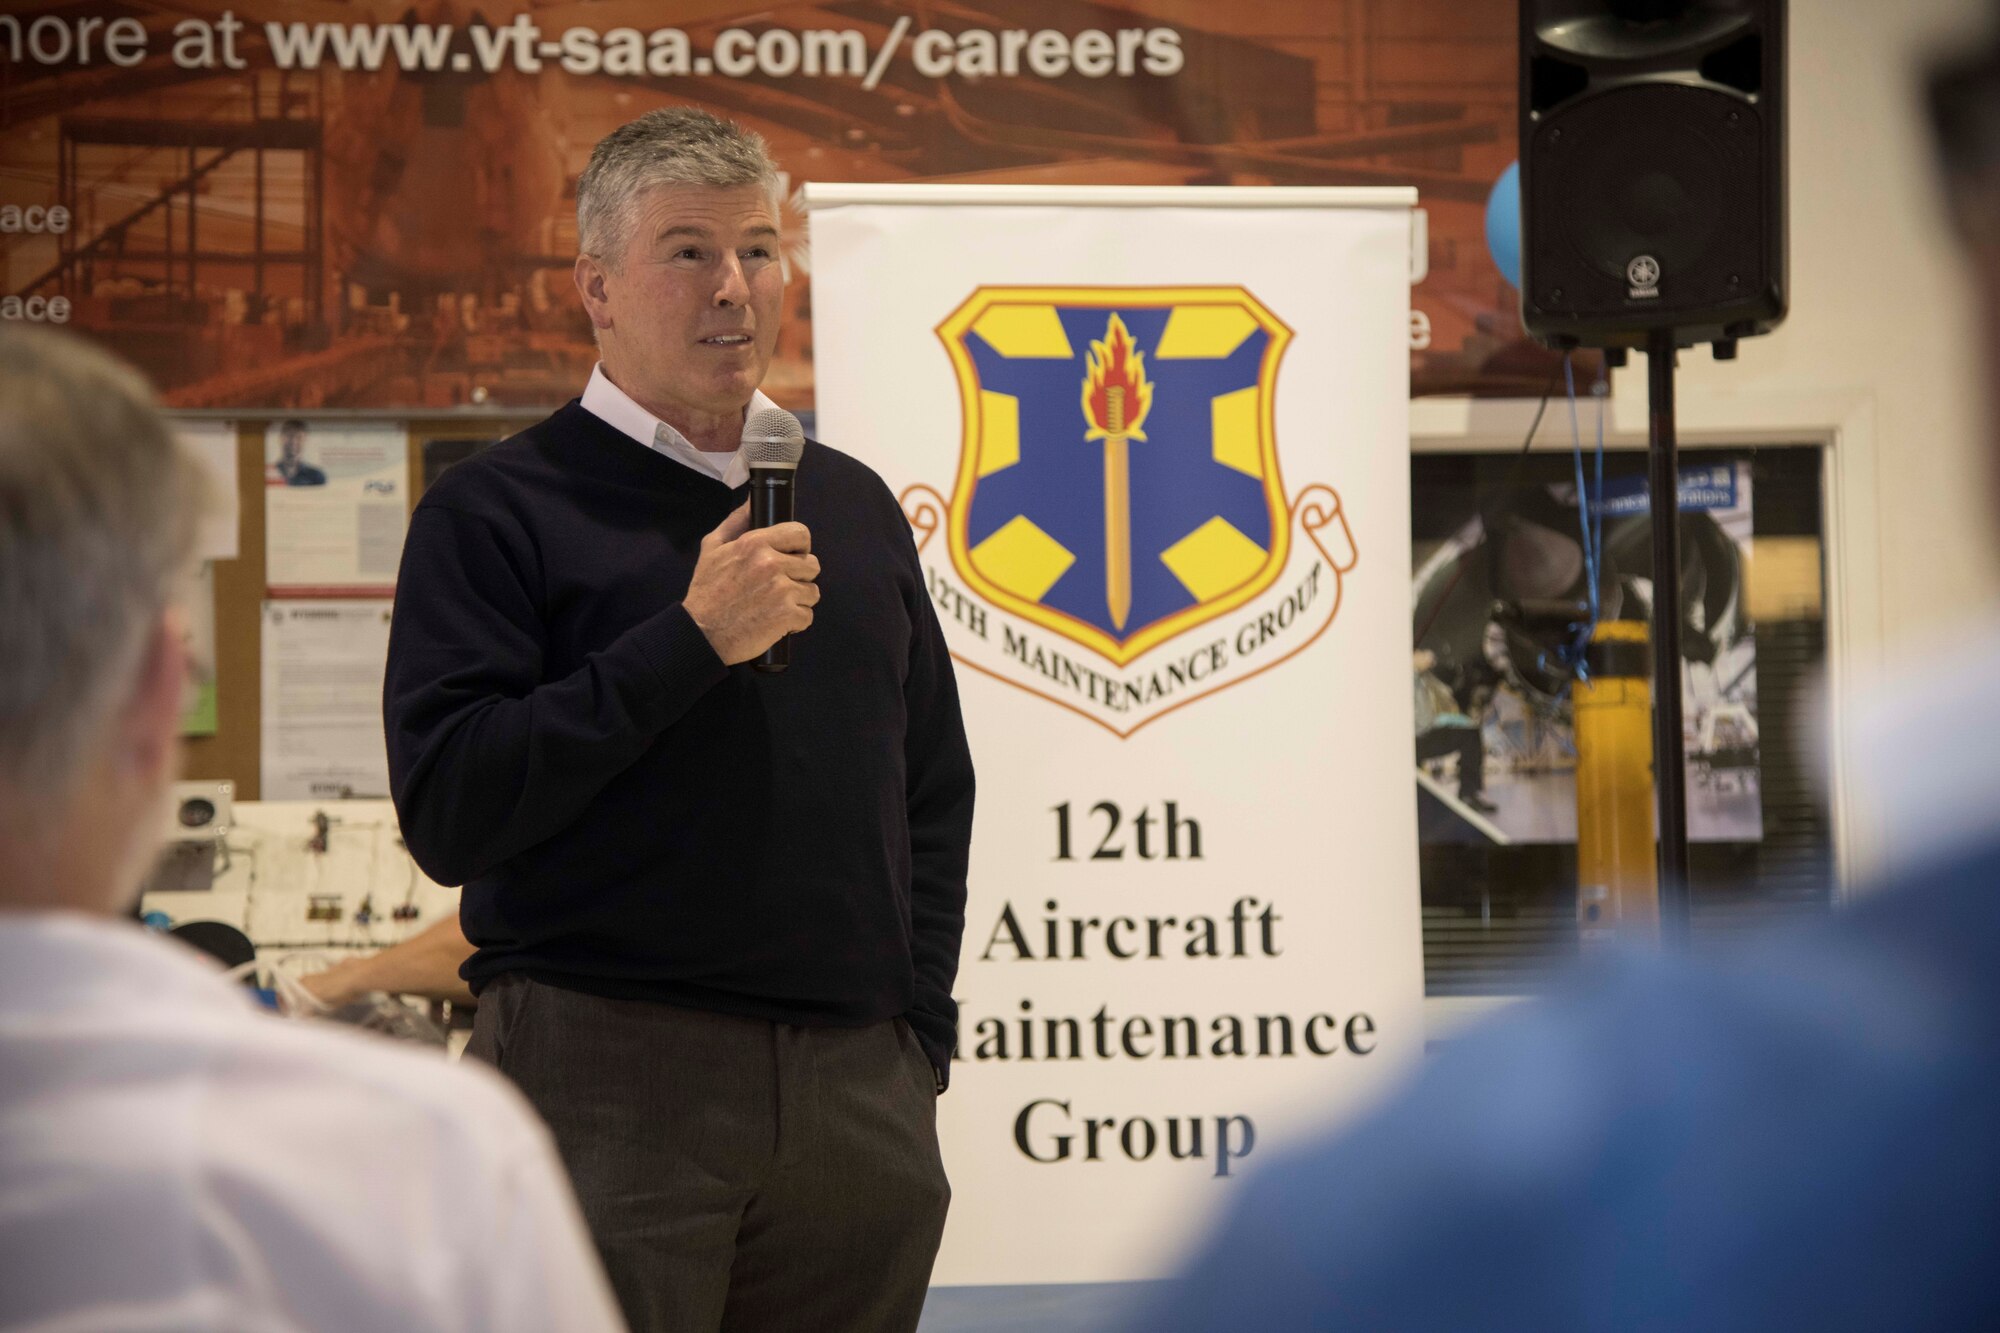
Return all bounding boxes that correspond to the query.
[468,974,950,1333]
[1416,725,1486,797]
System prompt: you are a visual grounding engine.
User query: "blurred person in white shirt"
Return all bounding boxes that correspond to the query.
[0,326,625,1333]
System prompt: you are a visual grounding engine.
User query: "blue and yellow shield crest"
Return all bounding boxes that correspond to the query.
[936,287,1293,666]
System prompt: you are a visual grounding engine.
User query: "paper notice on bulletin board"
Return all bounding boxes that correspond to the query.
[264,421,408,597]
[260,601,395,800]
[178,420,239,562]
[181,564,218,737]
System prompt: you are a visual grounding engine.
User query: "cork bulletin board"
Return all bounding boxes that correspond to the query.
[177,416,532,799]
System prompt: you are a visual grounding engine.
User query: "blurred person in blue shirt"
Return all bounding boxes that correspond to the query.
[1131,19,2000,1333]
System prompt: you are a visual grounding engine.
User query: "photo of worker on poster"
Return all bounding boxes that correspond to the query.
[261,420,408,597]
[1412,461,1762,845]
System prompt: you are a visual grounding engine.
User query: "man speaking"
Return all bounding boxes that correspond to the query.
[384,108,975,1332]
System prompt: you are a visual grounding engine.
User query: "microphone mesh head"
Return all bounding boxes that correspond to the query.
[741,406,805,468]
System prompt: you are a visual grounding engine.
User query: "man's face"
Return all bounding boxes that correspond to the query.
[587,182,784,425]
[281,428,305,462]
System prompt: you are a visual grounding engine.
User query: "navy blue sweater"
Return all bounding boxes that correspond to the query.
[383,402,974,1082]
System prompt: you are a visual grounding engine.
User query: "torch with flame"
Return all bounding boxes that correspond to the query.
[1081,313,1155,631]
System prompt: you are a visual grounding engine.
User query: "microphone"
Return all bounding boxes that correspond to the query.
[742,406,806,674]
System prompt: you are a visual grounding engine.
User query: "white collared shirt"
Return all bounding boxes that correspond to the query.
[581,362,780,489]
[0,911,623,1333]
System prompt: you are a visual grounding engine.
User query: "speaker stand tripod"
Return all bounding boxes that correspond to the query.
[1646,328,1692,944]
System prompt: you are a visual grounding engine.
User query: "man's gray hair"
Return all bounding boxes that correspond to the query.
[0,327,205,831]
[576,106,781,268]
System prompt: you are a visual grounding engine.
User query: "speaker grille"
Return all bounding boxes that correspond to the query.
[1526,81,1773,337]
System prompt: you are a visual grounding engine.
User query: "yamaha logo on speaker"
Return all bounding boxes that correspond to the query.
[1627,254,1662,300]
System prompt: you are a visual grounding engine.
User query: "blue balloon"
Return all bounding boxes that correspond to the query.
[1485,161,1523,289]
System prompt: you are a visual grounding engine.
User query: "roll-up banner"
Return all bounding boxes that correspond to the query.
[810,184,1424,1284]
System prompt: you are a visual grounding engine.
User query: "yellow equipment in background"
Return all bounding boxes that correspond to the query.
[1574,619,1659,945]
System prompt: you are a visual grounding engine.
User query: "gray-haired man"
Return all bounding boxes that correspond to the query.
[0,328,622,1331]
[384,109,975,1331]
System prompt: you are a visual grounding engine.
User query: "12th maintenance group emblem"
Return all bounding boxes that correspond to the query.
[905,286,1359,737]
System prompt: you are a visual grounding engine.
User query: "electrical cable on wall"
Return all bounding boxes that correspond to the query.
[1552,351,1609,686]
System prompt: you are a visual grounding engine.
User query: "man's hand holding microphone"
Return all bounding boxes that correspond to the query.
[683,407,813,670]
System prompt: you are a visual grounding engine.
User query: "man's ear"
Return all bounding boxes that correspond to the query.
[123,609,189,786]
[574,254,614,331]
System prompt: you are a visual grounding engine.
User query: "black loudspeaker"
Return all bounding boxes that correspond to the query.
[1520,0,1787,353]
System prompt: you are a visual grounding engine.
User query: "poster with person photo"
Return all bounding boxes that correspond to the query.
[262,421,408,597]
[1412,460,1762,845]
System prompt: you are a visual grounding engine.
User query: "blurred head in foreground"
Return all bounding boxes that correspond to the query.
[0,327,205,913]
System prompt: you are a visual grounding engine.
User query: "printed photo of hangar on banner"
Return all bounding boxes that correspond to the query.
[1,2,1576,411]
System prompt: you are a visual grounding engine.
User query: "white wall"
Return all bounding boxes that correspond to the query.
[1666,0,1996,638]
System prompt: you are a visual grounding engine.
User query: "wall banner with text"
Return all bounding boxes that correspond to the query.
[810,184,1424,1285]
[1,1,1556,413]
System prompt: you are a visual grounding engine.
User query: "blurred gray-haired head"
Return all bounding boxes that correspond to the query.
[0,327,206,839]
[741,406,805,469]
[576,107,781,270]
